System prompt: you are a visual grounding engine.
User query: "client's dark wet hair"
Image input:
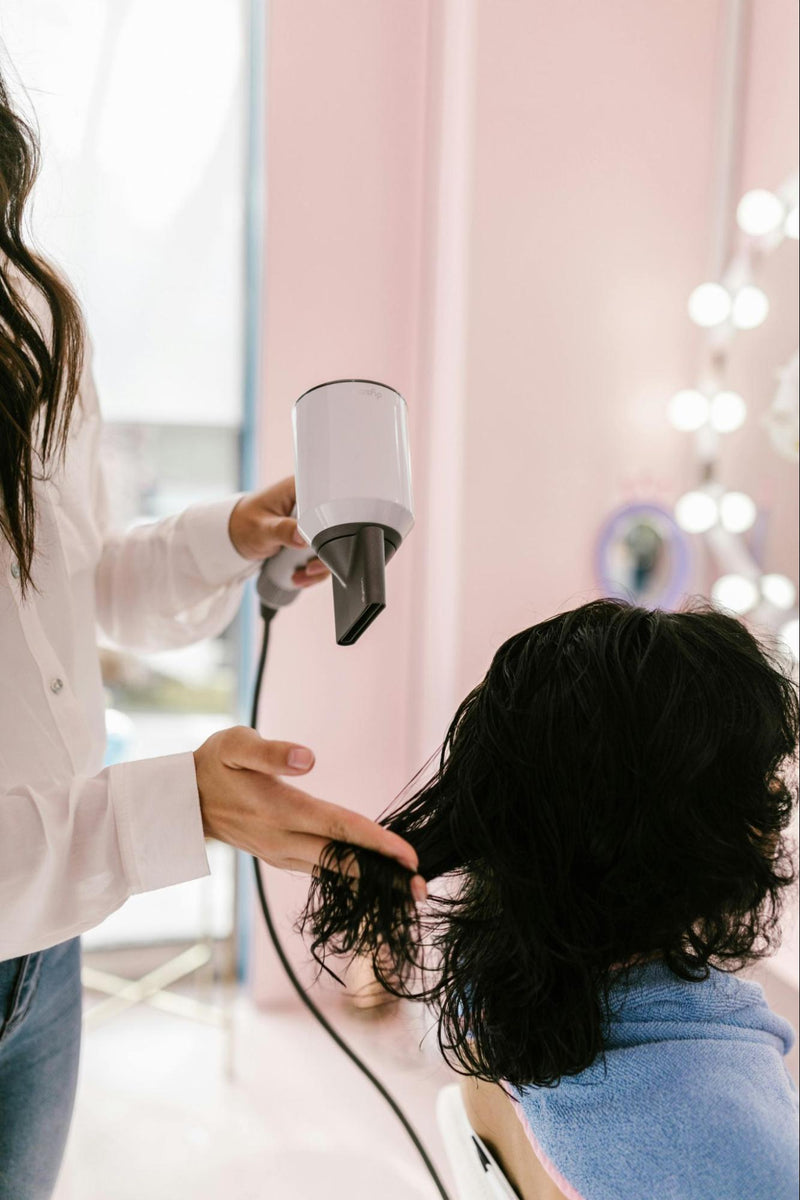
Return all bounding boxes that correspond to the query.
[299,600,798,1088]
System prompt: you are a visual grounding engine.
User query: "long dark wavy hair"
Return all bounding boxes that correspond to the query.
[0,70,84,592]
[300,600,799,1089]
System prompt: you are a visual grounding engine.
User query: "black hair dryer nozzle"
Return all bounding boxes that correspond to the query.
[315,525,397,646]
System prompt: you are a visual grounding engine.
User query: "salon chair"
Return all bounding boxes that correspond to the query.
[436,1085,519,1199]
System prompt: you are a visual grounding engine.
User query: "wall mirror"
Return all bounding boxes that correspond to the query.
[596,503,691,610]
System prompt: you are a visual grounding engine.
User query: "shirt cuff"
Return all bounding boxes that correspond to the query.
[179,494,261,588]
[108,752,210,894]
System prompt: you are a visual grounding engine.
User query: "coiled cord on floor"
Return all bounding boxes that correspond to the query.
[249,607,452,1200]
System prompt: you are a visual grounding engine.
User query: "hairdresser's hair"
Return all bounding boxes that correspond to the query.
[300,600,799,1088]
[0,69,84,592]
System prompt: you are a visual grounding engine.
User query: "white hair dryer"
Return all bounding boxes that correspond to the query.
[257,380,414,644]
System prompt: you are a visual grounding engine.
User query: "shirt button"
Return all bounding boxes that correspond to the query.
[10,561,20,579]
[50,678,64,695]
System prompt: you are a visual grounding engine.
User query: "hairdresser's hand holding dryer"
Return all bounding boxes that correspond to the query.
[0,97,420,1200]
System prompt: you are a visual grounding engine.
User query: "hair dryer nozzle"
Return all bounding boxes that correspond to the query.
[315,525,396,645]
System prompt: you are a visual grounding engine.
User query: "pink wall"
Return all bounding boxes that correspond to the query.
[458,0,798,695]
[251,0,799,1002]
[458,0,720,692]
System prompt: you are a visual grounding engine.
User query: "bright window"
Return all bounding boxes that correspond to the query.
[1,0,252,947]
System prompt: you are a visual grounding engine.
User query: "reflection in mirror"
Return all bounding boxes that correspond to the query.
[596,503,691,610]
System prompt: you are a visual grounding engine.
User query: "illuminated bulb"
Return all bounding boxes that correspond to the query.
[719,491,757,533]
[779,617,799,662]
[675,490,718,533]
[731,285,769,330]
[711,574,759,614]
[688,282,732,328]
[785,206,799,240]
[761,573,797,610]
[709,390,747,432]
[736,189,785,237]
[668,389,709,431]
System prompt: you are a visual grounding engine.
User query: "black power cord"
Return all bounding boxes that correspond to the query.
[249,606,452,1200]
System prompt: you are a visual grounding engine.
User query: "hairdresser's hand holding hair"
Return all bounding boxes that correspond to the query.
[193,725,422,878]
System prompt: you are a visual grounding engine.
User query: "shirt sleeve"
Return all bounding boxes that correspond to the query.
[0,752,210,961]
[85,367,259,652]
[95,483,260,653]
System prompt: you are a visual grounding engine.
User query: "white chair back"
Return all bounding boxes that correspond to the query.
[435,1084,520,1199]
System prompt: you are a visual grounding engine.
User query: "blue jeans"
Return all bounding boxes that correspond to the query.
[0,939,82,1200]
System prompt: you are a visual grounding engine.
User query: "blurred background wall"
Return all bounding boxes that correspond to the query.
[251,0,799,1001]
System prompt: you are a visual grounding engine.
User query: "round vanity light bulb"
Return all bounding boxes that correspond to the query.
[761,573,797,610]
[736,189,785,237]
[785,206,799,240]
[711,574,759,614]
[709,390,747,433]
[779,617,799,662]
[688,282,732,328]
[675,490,718,533]
[668,389,709,431]
[731,285,769,330]
[719,491,757,533]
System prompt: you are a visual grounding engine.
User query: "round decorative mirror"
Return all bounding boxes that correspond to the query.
[596,503,691,610]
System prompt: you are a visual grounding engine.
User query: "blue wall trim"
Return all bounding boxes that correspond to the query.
[235,0,268,981]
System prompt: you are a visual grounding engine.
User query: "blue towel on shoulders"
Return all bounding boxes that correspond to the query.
[514,961,798,1200]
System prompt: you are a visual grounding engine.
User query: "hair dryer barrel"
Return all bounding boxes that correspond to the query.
[293,380,414,645]
[293,380,414,549]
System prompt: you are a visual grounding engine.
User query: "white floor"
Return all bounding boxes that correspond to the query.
[53,954,456,1200]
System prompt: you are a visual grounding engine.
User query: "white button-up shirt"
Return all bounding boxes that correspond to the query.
[0,342,258,960]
